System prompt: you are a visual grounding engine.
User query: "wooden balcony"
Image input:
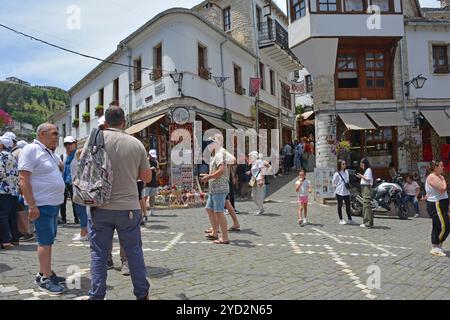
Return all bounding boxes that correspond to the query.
[258,20,303,72]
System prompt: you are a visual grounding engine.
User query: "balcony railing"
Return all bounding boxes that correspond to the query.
[258,20,289,49]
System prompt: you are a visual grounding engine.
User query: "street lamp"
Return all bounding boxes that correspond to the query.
[405,74,427,98]
[170,69,184,97]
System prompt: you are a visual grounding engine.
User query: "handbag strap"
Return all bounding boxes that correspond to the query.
[338,171,348,184]
[254,168,262,180]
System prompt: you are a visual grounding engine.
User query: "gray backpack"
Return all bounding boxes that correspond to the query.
[73,128,113,207]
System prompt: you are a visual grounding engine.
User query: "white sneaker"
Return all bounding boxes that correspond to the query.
[415,214,420,218]
[360,224,367,228]
[339,220,347,225]
[430,248,446,257]
[72,234,89,241]
[255,209,265,216]
[347,220,358,225]
[302,220,308,226]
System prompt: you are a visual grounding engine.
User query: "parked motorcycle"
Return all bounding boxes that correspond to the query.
[350,175,409,220]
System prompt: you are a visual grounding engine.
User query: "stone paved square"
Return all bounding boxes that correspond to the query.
[0,174,449,300]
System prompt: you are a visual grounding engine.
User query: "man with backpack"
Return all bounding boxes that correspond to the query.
[77,106,152,300]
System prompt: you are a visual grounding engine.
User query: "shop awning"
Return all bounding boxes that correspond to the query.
[233,123,250,131]
[421,110,450,137]
[338,113,376,130]
[367,112,409,127]
[301,111,314,120]
[125,114,165,135]
[198,114,235,130]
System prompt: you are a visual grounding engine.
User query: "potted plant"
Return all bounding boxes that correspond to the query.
[95,104,104,116]
[332,140,351,157]
[72,118,80,128]
[82,112,90,123]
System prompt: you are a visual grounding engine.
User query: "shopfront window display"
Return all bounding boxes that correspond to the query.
[337,119,397,180]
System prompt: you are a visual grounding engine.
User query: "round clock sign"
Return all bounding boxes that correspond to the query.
[172,107,190,125]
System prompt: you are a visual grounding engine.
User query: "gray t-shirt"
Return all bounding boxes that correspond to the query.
[100,129,150,210]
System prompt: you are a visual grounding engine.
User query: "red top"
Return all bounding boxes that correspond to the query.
[305,143,313,154]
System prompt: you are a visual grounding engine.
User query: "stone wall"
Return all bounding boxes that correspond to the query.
[423,9,450,19]
[313,75,337,170]
[198,2,223,28]
[195,0,256,53]
[440,0,450,9]
[402,0,419,18]
[394,38,409,102]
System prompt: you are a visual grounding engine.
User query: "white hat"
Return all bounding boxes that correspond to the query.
[98,116,106,127]
[207,133,224,146]
[0,136,13,149]
[17,140,28,149]
[2,132,17,142]
[149,149,158,158]
[63,136,77,144]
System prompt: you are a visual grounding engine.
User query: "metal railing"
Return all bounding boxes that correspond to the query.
[258,20,289,49]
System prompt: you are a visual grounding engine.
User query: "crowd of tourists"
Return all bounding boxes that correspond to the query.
[1,106,448,300]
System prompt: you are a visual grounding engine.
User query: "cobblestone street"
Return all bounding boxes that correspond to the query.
[1,174,449,300]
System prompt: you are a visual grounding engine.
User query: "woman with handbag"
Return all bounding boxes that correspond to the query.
[332,160,357,225]
[248,151,266,215]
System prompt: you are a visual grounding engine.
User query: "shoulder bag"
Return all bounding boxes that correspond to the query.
[338,171,351,190]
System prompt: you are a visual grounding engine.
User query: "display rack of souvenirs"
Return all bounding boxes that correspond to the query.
[154,185,207,208]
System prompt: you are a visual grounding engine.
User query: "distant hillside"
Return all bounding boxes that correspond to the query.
[0,81,69,128]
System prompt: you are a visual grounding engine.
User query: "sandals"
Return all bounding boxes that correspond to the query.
[214,239,230,245]
[228,227,241,232]
[0,243,14,250]
[204,229,220,234]
[205,234,219,241]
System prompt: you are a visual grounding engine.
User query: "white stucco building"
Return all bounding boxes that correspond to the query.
[399,2,450,174]
[69,2,302,186]
[287,0,450,183]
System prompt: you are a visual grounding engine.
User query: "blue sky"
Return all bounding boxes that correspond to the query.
[0,0,440,91]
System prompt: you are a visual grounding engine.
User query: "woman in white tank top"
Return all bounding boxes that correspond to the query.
[424,160,449,257]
